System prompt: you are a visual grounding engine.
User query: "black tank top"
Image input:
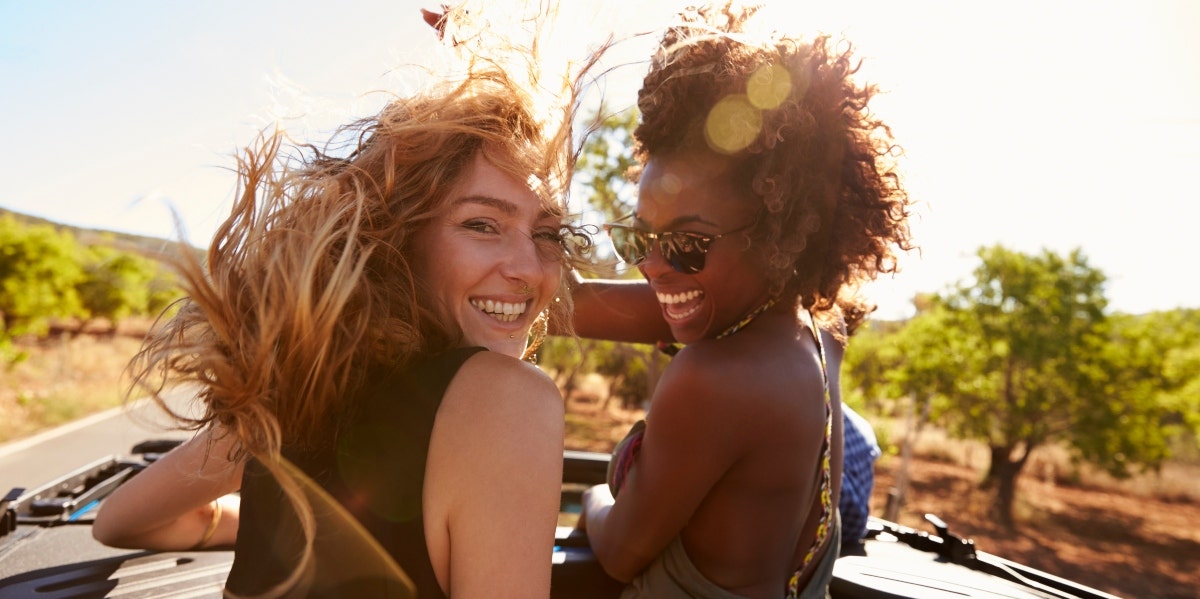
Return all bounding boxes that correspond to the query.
[225,347,485,598]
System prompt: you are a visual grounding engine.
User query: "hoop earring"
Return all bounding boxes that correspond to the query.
[522,310,550,362]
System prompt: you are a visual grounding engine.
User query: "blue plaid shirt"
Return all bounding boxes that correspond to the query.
[839,404,880,550]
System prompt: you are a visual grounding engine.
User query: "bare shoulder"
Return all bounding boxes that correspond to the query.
[447,350,561,402]
[426,351,564,504]
[438,351,564,437]
[660,331,824,413]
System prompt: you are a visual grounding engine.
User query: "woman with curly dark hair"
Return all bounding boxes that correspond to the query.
[573,3,914,597]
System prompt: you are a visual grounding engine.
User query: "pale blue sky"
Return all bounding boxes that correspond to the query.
[2,0,1198,318]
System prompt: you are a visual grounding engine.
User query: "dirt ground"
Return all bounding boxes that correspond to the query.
[872,459,1199,599]
[563,391,1200,599]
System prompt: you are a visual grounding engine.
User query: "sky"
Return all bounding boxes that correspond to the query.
[1,0,1197,319]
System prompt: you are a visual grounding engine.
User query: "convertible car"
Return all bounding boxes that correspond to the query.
[0,442,1121,598]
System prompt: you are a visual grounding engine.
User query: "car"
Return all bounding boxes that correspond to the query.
[0,442,1121,598]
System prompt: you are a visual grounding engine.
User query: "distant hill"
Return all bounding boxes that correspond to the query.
[0,206,201,260]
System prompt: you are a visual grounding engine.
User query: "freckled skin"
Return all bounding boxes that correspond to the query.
[413,154,563,359]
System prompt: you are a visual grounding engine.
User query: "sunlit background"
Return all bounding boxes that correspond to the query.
[2,0,1197,319]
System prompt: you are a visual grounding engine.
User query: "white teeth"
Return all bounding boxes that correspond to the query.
[471,299,528,322]
[656,290,702,305]
[670,303,702,320]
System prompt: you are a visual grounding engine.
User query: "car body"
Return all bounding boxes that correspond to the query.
[0,444,1121,598]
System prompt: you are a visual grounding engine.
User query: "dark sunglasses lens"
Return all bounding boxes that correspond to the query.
[608,226,647,265]
[663,234,707,274]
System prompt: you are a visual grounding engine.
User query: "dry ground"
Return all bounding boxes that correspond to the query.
[563,383,1200,599]
[1,323,148,443]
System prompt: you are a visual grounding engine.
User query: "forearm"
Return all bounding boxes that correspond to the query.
[568,278,672,343]
[100,494,240,551]
[93,429,242,550]
[581,484,638,583]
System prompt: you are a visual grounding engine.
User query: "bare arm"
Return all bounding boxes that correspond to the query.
[424,352,566,597]
[93,427,243,551]
[567,277,674,344]
[581,355,740,581]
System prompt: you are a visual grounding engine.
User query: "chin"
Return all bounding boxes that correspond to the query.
[474,337,526,359]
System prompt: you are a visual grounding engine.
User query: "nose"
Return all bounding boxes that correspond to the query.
[636,239,675,279]
[502,232,549,288]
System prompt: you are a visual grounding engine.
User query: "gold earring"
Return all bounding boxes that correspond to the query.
[522,310,550,362]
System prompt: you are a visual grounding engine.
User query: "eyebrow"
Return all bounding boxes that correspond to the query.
[453,194,560,221]
[453,195,518,215]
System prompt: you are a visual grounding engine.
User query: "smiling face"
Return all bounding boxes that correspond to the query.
[635,152,773,344]
[413,153,563,358]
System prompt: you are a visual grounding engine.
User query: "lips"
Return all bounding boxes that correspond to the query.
[469,298,530,323]
[656,289,703,321]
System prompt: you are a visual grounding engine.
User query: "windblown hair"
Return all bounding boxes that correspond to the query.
[129,68,590,463]
[121,4,604,595]
[633,2,915,326]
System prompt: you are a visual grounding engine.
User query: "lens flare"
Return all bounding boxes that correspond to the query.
[747,63,792,109]
[705,94,762,154]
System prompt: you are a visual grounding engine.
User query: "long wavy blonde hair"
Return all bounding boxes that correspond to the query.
[126,20,600,593]
[147,69,586,447]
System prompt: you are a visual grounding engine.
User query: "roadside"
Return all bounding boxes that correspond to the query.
[2,321,151,445]
[0,386,197,492]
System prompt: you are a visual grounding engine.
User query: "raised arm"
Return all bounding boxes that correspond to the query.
[569,276,674,344]
[93,427,242,551]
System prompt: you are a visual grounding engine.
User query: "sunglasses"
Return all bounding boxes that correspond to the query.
[603,217,755,275]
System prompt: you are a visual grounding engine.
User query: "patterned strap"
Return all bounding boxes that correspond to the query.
[786,311,834,597]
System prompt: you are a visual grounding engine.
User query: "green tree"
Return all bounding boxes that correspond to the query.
[890,246,1117,525]
[0,215,84,335]
[846,307,963,519]
[573,107,639,223]
[145,267,182,317]
[1103,309,1200,459]
[76,244,161,331]
[539,335,603,408]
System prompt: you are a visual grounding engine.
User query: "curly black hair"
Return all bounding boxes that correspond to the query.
[633,2,915,324]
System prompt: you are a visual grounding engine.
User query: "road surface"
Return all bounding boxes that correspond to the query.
[0,386,200,494]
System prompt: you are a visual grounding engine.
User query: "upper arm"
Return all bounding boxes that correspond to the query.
[93,427,243,546]
[425,353,565,597]
[589,359,741,578]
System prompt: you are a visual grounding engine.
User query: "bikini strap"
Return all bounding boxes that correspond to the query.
[786,310,834,597]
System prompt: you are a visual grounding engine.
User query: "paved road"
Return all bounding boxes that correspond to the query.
[0,387,200,494]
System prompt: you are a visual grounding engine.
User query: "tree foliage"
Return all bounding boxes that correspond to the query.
[573,107,639,224]
[0,214,181,351]
[77,243,164,329]
[1105,309,1200,457]
[844,245,1194,526]
[0,215,84,335]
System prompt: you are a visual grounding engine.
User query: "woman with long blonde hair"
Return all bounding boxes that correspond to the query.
[93,7,598,595]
